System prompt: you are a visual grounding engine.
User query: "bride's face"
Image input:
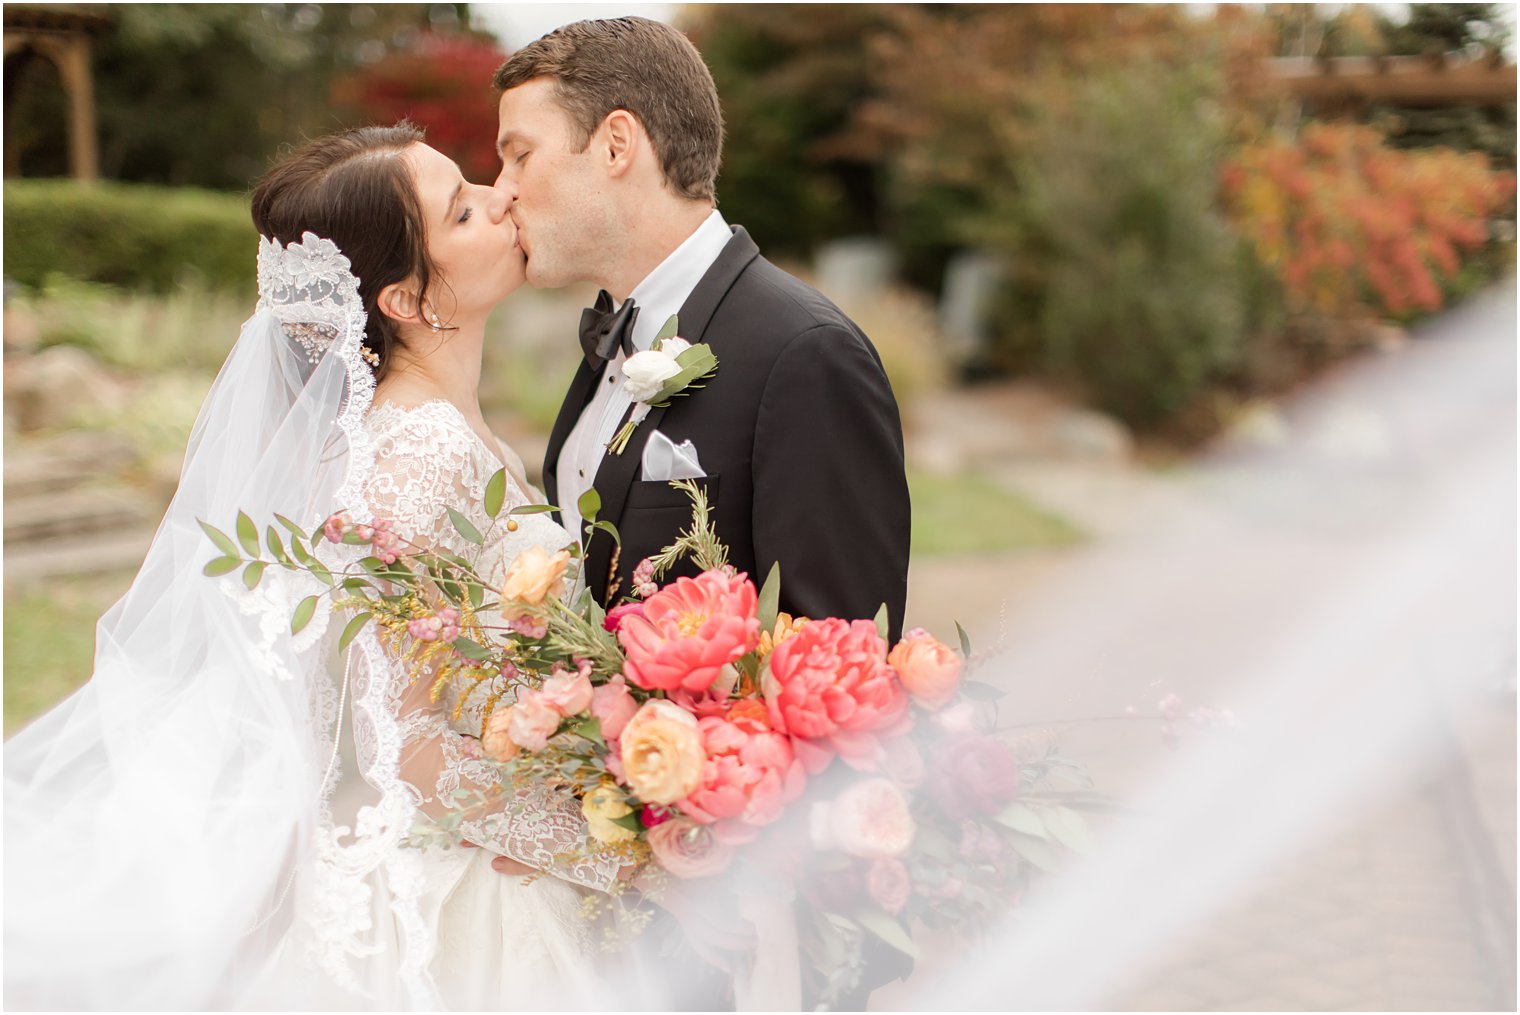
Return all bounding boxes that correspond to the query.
[405,143,524,323]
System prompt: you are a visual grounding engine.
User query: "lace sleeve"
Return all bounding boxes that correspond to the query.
[362,405,619,892]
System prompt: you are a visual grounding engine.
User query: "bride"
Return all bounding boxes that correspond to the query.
[4,124,626,1010]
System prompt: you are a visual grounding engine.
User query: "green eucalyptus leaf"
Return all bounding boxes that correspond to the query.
[265,527,291,566]
[338,612,373,654]
[202,555,240,577]
[572,716,605,749]
[655,313,680,344]
[507,504,558,516]
[484,468,507,519]
[198,520,239,559]
[853,909,921,959]
[453,638,492,662]
[242,560,268,590]
[757,562,781,633]
[956,620,972,658]
[342,577,371,592]
[467,581,484,610]
[576,488,601,525]
[590,519,621,548]
[447,507,484,546]
[236,511,260,558]
[290,535,317,568]
[290,595,319,635]
[274,513,307,539]
[610,811,642,833]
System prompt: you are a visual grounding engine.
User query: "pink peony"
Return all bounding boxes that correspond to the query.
[810,777,916,858]
[618,570,760,695]
[930,736,1020,820]
[888,629,963,710]
[539,665,594,717]
[603,601,646,633]
[765,618,910,771]
[507,690,562,753]
[867,857,912,915]
[647,816,736,879]
[589,675,638,740]
[677,700,807,843]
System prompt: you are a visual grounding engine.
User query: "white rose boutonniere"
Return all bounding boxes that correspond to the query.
[607,315,717,455]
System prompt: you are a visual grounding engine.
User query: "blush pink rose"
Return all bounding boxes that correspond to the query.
[507,690,562,753]
[539,666,594,716]
[887,629,963,710]
[647,816,736,879]
[590,675,639,740]
[618,570,760,695]
[765,618,910,772]
[677,700,807,844]
[867,857,912,916]
[810,777,916,858]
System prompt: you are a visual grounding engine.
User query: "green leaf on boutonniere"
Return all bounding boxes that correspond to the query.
[653,346,718,403]
[236,511,260,558]
[757,562,781,634]
[654,313,680,345]
[198,520,239,559]
[447,507,484,546]
[484,468,507,519]
[873,603,889,641]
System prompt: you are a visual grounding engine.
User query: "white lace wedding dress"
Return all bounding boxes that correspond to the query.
[253,398,622,1010]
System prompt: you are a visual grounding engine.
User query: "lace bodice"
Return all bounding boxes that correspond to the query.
[361,399,616,892]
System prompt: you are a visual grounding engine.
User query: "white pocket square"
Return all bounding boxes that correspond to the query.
[641,430,706,481]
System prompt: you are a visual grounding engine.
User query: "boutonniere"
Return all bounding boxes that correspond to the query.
[606,313,718,456]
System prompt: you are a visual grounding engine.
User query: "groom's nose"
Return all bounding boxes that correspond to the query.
[486,176,517,224]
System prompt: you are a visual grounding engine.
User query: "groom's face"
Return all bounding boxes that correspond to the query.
[495,79,611,290]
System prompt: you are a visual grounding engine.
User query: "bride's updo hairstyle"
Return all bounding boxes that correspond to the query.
[250,122,438,380]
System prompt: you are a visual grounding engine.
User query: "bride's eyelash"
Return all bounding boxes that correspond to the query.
[458,207,473,224]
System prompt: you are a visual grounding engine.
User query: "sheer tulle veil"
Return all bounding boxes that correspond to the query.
[2,232,431,1008]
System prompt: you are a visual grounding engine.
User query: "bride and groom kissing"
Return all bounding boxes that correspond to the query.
[5,14,910,1013]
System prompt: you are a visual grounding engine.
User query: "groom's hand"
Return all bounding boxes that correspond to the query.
[635,869,757,967]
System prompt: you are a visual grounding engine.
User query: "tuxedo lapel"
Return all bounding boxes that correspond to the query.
[541,359,600,514]
[582,227,762,603]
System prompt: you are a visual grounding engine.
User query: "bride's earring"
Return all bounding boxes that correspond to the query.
[430,313,442,334]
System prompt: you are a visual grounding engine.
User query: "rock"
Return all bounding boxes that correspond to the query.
[1051,411,1134,461]
[4,345,128,432]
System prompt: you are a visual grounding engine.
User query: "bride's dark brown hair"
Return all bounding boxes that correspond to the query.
[250,122,442,380]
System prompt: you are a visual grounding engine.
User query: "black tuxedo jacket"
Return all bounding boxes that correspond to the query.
[542,226,910,641]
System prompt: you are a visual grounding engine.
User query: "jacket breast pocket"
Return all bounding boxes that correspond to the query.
[624,473,720,511]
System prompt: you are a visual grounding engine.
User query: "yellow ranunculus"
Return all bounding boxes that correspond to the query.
[582,781,637,844]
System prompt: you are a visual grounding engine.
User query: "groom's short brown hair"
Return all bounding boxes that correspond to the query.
[493,17,724,202]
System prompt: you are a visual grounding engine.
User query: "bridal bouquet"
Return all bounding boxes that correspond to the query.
[202,476,1105,1005]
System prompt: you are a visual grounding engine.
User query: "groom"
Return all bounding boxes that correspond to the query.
[491,16,910,641]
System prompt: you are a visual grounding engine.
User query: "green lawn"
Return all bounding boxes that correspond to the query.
[4,578,126,735]
[908,469,1083,557]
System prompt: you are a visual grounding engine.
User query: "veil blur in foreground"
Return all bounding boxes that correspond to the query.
[2,233,404,1008]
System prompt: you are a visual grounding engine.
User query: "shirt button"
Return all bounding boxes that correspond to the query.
[608,376,615,384]
[578,469,585,478]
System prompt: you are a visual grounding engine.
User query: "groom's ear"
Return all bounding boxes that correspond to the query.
[601,109,640,179]
[377,282,424,328]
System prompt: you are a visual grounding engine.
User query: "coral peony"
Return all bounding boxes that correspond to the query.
[930,736,1020,820]
[500,546,570,620]
[647,816,736,879]
[590,675,638,740]
[539,666,594,717]
[888,629,962,710]
[867,857,912,915]
[618,570,760,695]
[619,700,706,805]
[765,618,910,771]
[677,702,806,843]
[810,778,916,858]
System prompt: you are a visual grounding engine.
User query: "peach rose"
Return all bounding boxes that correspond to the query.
[647,816,736,879]
[618,570,760,695]
[539,666,594,717]
[481,706,520,763]
[619,699,706,805]
[888,629,963,710]
[765,618,910,772]
[677,702,807,843]
[507,690,562,753]
[500,545,570,620]
[810,778,916,858]
[582,780,637,844]
[590,675,639,740]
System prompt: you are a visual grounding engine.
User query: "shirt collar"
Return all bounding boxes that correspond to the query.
[622,209,731,351]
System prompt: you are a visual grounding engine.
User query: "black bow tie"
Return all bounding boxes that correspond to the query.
[579,290,639,371]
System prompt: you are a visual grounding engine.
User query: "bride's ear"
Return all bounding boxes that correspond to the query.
[377,282,425,329]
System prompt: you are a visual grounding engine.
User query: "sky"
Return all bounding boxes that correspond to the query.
[471,3,681,49]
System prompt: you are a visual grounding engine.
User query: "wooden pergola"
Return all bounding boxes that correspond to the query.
[4,4,111,182]
[1267,51,1518,108]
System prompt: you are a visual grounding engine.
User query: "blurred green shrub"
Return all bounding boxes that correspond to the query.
[983,59,1263,428]
[4,181,254,294]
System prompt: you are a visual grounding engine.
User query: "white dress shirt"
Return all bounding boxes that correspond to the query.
[556,209,732,542]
